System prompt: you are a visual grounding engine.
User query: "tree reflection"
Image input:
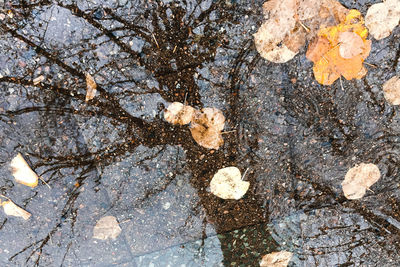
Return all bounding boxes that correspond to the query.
[1,0,400,266]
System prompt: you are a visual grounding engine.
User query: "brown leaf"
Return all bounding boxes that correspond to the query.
[260,251,293,267]
[383,76,400,105]
[85,73,97,102]
[190,108,225,149]
[341,163,381,200]
[164,102,195,125]
[210,167,249,200]
[93,216,122,240]
[10,153,38,188]
[2,200,31,220]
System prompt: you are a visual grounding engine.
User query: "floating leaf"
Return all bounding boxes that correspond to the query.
[85,72,97,102]
[383,76,400,105]
[164,102,195,125]
[10,153,38,188]
[33,75,44,85]
[93,216,122,240]
[307,10,371,85]
[1,200,31,220]
[341,163,381,200]
[260,251,293,267]
[365,0,400,40]
[338,32,365,59]
[210,167,249,200]
[190,108,225,150]
[254,0,349,63]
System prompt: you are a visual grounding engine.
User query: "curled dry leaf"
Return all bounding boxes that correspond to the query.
[254,0,349,63]
[210,167,249,200]
[260,251,293,267]
[383,76,400,105]
[33,75,45,85]
[1,200,31,220]
[164,102,195,125]
[93,216,122,240]
[307,10,371,85]
[365,0,400,40]
[10,153,38,188]
[190,108,225,150]
[341,163,381,200]
[85,72,97,102]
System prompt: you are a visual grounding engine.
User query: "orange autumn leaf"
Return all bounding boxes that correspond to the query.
[306,10,371,85]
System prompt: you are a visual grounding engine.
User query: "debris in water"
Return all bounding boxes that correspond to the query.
[10,153,39,188]
[210,167,249,200]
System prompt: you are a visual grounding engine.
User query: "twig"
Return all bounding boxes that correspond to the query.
[183,92,188,106]
[39,176,51,189]
[221,130,236,134]
[242,168,250,181]
[298,21,310,32]
[173,45,177,53]
[152,33,159,49]
[364,62,377,68]
[339,76,344,91]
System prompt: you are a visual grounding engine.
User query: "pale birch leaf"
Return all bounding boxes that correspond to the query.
[10,153,38,188]
[365,0,400,40]
[210,167,249,200]
[164,102,195,125]
[339,31,365,59]
[260,251,293,267]
[383,76,400,105]
[341,163,381,200]
[93,216,122,240]
[2,200,31,220]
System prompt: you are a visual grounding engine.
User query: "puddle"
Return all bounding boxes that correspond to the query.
[1,0,400,266]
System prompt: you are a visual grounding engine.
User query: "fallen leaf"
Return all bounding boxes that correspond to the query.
[10,153,38,188]
[190,108,225,150]
[260,251,293,267]
[93,216,122,240]
[1,200,31,220]
[33,75,44,85]
[164,102,195,125]
[338,32,365,59]
[254,0,349,63]
[307,10,371,85]
[253,0,298,63]
[383,76,400,105]
[365,0,400,40]
[210,167,249,200]
[85,72,97,102]
[341,163,381,200]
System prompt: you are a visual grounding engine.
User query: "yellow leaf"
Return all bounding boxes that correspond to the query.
[307,9,371,85]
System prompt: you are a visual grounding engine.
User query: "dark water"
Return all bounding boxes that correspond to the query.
[0,0,399,266]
